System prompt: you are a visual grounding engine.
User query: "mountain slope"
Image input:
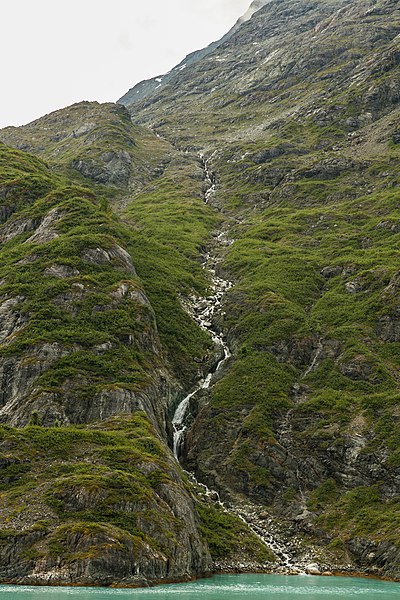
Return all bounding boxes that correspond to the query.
[0,140,210,584]
[121,0,400,579]
[123,0,400,148]
[118,0,270,110]
[0,116,270,584]
[0,0,399,584]
[0,139,174,430]
[0,101,217,385]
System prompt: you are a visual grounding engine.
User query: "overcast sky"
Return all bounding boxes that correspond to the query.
[0,0,251,129]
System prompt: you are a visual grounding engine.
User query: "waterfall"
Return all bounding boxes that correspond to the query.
[172,152,234,458]
[171,150,310,574]
[171,154,233,458]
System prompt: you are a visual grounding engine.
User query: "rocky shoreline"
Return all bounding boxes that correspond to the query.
[2,565,399,589]
[228,501,400,583]
[211,560,400,583]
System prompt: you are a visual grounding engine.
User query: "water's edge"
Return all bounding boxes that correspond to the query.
[1,568,399,590]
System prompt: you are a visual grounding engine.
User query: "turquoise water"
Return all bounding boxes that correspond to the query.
[0,575,399,599]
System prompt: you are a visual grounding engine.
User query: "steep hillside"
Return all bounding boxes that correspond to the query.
[122,0,400,149]
[0,136,270,584]
[0,140,174,430]
[0,0,399,584]
[0,102,217,385]
[121,0,400,579]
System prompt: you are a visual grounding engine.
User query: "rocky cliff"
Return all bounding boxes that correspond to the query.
[0,135,173,432]
[0,0,399,585]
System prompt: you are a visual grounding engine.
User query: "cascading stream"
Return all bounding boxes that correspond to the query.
[171,150,308,574]
[172,154,233,458]
[172,336,231,458]
[200,152,217,204]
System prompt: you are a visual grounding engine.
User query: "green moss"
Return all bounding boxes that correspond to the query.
[171,102,400,518]
[197,502,275,562]
[309,479,341,511]
[0,144,167,403]
[125,166,218,380]
[316,486,400,546]
[0,415,192,561]
[47,521,137,562]
[1,74,399,563]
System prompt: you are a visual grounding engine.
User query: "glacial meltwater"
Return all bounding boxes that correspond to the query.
[0,575,399,599]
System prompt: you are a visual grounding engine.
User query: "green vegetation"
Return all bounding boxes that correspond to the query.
[0,124,273,576]
[0,101,221,384]
[0,143,161,406]
[1,22,399,570]
[125,158,219,378]
[0,102,136,187]
[196,502,275,562]
[314,483,400,547]
[185,110,400,536]
[0,415,192,562]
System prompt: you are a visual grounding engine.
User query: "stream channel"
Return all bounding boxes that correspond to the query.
[172,153,233,459]
[170,154,309,574]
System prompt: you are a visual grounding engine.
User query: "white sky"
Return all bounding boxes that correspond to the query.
[0,0,251,129]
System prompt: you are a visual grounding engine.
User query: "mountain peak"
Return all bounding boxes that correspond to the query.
[238,0,270,24]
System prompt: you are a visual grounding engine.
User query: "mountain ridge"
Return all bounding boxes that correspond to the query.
[117,0,270,109]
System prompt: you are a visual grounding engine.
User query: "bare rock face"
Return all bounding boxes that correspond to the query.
[0,205,16,224]
[0,296,27,345]
[347,539,400,581]
[377,271,400,342]
[79,383,171,438]
[0,521,210,587]
[25,208,65,244]
[238,0,270,25]
[0,207,65,246]
[0,342,75,425]
[377,315,400,342]
[72,150,132,186]
[82,244,137,274]
[43,264,80,278]
[0,217,40,243]
[0,315,174,433]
